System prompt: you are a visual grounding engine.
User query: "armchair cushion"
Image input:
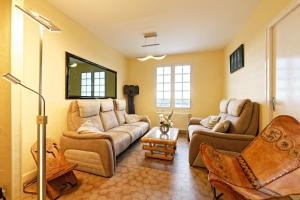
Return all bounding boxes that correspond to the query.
[220,99,230,113]
[227,99,248,117]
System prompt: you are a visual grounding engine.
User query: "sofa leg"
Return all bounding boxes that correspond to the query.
[212,186,223,200]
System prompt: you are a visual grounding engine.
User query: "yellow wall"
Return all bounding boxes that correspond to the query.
[127,50,224,126]
[21,0,127,180]
[224,0,291,130]
[0,0,12,198]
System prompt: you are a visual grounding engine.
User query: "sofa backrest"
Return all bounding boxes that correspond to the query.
[67,99,128,132]
[99,99,119,131]
[114,99,126,125]
[67,100,104,132]
[219,99,259,135]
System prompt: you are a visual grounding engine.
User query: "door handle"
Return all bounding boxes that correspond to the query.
[272,97,276,111]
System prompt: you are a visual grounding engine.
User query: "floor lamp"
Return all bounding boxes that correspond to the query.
[2,5,61,200]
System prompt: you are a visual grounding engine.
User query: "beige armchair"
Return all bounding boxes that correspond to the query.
[188,99,259,167]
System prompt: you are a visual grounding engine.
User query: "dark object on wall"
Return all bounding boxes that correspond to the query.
[124,85,139,114]
[65,52,117,99]
[0,187,6,200]
[230,44,244,73]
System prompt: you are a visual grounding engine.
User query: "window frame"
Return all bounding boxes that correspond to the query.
[155,64,192,109]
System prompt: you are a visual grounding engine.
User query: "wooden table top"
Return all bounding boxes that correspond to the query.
[141,127,179,145]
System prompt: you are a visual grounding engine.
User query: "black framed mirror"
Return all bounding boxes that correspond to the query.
[65,52,117,99]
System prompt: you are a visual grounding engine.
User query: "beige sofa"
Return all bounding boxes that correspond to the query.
[60,99,150,177]
[188,99,259,167]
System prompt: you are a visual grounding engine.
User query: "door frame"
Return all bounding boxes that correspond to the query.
[266,0,300,123]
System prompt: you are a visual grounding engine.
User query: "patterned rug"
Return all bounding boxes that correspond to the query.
[22,134,295,200]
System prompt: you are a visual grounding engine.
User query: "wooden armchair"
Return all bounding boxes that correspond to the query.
[200,115,300,200]
[31,138,78,200]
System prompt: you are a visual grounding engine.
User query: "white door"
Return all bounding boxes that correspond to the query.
[272,5,300,121]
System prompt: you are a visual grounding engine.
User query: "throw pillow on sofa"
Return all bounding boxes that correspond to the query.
[212,120,231,133]
[77,120,103,133]
[200,116,221,129]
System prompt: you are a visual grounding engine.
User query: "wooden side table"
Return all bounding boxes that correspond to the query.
[141,127,179,161]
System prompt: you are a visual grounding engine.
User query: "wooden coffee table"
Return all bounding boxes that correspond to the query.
[141,127,179,161]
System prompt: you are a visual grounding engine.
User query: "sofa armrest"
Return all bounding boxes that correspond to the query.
[61,131,115,177]
[139,115,151,128]
[189,117,202,126]
[63,130,113,140]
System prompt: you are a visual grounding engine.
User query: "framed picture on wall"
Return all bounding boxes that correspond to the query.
[230,44,244,73]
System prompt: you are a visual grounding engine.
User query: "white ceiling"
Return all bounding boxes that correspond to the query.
[48,0,260,58]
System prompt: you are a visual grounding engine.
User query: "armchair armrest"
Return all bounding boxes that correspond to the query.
[189,130,256,166]
[189,117,202,126]
[192,130,255,141]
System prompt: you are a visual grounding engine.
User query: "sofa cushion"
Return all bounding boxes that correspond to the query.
[212,120,231,133]
[100,111,119,131]
[220,99,230,113]
[101,99,114,112]
[115,99,126,111]
[110,125,144,143]
[124,121,149,134]
[77,119,103,133]
[106,131,131,156]
[115,110,126,125]
[77,100,100,117]
[67,101,104,132]
[227,99,248,117]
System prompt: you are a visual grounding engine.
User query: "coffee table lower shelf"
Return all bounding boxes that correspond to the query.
[143,143,176,161]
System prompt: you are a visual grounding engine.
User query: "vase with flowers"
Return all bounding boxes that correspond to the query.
[159,110,174,138]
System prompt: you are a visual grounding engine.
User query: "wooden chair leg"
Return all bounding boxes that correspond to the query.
[212,186,223,200]
[46,171,78,200]
[46,182,60,200]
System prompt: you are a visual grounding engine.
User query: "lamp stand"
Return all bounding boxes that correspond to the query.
[37,26,47,200]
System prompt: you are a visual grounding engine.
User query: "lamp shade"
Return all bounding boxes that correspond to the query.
[2,73,21,84]
[15,5,61,32]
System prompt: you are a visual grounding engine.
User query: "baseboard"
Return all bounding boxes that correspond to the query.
[22,169,37,184]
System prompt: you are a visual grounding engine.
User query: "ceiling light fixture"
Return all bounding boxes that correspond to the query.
[137,32,166,62]
[69,63,78,68]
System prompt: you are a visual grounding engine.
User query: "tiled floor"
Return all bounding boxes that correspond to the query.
[23,134,214,200]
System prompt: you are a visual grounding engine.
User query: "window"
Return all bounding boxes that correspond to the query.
[174,65,191,108]
[156,65,191,108]
[81,71,106,97]
[94,72,105,97]
[156,66,171,107]
[81,72,92,96]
